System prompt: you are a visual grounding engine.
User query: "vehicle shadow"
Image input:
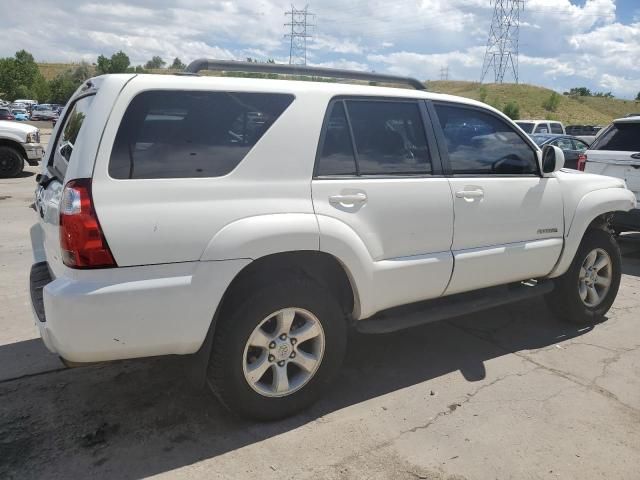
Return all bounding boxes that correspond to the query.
[0,297,594,479]
[15,170,35,179]
[619,233,640,277]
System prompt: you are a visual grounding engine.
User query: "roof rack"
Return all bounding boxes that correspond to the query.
[183,59,426,91]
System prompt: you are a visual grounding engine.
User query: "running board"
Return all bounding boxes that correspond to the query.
[356,280,554,334]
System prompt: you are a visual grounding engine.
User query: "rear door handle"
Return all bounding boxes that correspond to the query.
[329,193,367,204]
[455,189,484,199]
[630,153,640,160]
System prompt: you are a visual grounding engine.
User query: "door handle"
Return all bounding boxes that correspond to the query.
[455,189,484,199]
[329,193,367,204]
[631,153,640,160]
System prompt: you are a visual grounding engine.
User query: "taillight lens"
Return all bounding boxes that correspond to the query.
[577,153,587,171]
[59,178,116,269]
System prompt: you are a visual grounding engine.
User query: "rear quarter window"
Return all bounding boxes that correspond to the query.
[50,94,94,179]
[109,91,294,179]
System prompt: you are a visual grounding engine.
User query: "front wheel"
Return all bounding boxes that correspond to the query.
[0,146,24,178]
[546,229,621,324]
[207,277,347,420]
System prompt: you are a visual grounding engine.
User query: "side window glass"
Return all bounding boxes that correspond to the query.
[434,104,538,175]
[316,102,357,176]
[534,123,549,133]
[572,139,588,152]
[550,123,564,134]
[51,95,94,178]
[109,91,294,179]
[346,100,431,175]
[553,138,573,150]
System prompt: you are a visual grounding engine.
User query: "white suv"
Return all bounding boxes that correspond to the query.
[516,119,565,135]
[30,60,636,419]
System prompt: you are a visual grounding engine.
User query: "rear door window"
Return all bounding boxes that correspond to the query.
[515,122,534,133]
[572,139,589,152]
[550,123,564,134]
[50,94,94,179]
[109,91,294,179]
[346,100,431,175]
[316,102,357,176]
[591,123,640,151]
[534,123,549,134]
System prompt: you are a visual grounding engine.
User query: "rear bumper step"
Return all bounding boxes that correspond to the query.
[356,280,554,334]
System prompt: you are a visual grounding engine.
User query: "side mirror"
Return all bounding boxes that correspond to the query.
[542,145,564,175]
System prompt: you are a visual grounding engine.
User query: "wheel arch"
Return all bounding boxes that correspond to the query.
[549,187,636,278]
[0,139,27,159]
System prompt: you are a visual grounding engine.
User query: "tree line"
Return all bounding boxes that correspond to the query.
[0,50,187,105]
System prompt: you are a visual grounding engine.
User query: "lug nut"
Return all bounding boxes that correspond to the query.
[269,341,276,349]
[291,338,297,345]
[277,360,285,367]
[290,352,296,359]
[268,355,275,362]
[279,334,287,340]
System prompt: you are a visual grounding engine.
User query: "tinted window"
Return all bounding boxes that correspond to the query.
[550,123,564,134]
[515,122,534,133]
[591,123,640,151]
[316,102,357,176]
[346,100,431,175]
[551,138,574,150]
[530,134,552,146]
[572,139,589,152]
[109,91,293,179]
[435,104,537,175]
[534,123,549,133]
[50,94,94,178]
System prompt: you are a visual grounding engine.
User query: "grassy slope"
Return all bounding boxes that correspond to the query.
[429,80,640,125]
[37,64,639,124]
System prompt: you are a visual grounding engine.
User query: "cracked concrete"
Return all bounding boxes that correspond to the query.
[1,135,640,478]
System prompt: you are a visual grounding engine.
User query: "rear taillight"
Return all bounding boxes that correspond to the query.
[577,153,587,171]
[59,178,116,269]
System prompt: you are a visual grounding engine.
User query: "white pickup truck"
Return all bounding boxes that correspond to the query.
[0,120,43,177]
[29,61,636,419]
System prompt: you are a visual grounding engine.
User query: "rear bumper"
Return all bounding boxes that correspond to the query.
[613,208,640,232]
[29,259,250,363]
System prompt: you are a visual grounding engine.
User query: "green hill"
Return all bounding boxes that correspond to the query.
[428,80,639,125]
[36,64,639,125]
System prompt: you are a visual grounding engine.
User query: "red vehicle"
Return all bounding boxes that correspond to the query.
[0,107,15,120]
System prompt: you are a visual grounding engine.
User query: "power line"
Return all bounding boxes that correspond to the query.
[481,0,525,84]
[285,5,315,65]
[439,65,449,80]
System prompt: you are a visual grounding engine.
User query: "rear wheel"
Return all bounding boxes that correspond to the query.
[546,229,621,324]
[207,277,347,420]
[0,146,24,178]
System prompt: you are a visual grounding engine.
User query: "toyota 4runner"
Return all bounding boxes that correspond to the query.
[30,60,636,419]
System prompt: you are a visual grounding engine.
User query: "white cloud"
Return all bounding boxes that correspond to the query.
[0,0,637,98]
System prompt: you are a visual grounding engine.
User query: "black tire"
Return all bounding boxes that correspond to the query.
[0,146,24,178]
[207,277,347,420]
[546,228,621,324]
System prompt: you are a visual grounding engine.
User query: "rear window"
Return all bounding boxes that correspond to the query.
[515,122,534,133]
[591,123,640,151]
[109,91,294,179]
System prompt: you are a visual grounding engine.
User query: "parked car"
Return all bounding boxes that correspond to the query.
[529,134,589,169]
[0,107,15,121]
[583,115,640,233]
[30,104,57,121]
[0,120,42,177]
[516,120,565,135]
[11,108,30,121]
[30,61,636,420]
[14,99,38,108]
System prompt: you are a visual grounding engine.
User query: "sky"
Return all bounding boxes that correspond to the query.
[0,0,638,98]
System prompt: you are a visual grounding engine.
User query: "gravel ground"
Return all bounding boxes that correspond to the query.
[1,132,639,479]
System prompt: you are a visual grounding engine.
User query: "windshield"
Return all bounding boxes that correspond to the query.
[516,121,534,133]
